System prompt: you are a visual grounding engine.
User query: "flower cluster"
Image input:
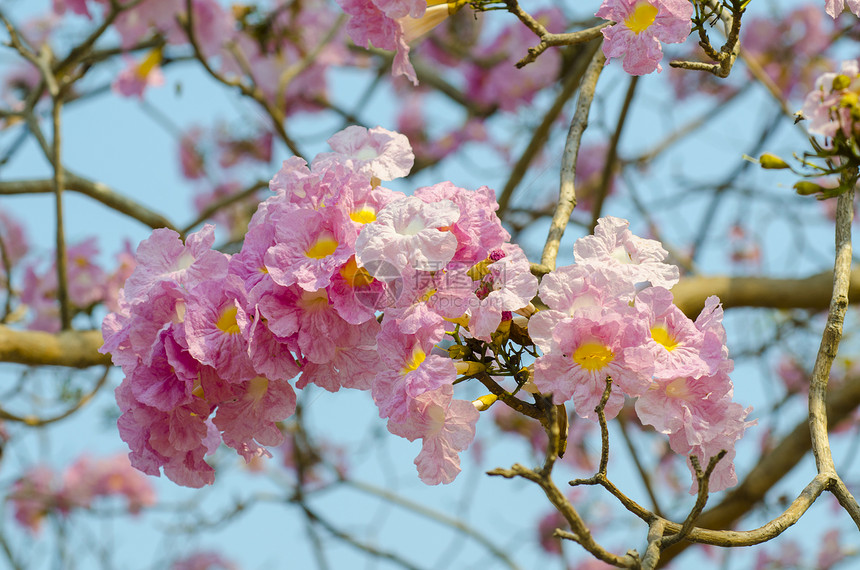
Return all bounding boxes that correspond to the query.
[102,125,537,486]
[103,125,753,492]
[531,217,754,492]
[16,238,134,332]
[9,454,155,532]
[802,59,860,143]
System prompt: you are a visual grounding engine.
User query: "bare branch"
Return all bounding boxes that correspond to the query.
[540,44,606,270]
[0,325,111,368]
[0,176,178,232]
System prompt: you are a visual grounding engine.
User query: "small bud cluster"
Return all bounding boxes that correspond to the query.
[9,454,155,533]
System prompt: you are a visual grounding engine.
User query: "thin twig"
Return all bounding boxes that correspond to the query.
[0,176,178,232]
[0,366,109,425]
[541,45,606,270]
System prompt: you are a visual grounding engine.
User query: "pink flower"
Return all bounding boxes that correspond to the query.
[338,0,418,84]
[9,466,56,532]
[528,263,632,352]
[634,371,734,439]
[465,9,564,112]
[21,237,108,332]
[184,276,258,383]
[52,0,93,18]
[414,182,510,266]
[355,196,460,272]
[533,307,653,420]
[207,375,297,462]
[264,205,356,292]
[596,0,693,75]
[10,455,156,533]
[466,244,538,341]
[313,125,415,182]
[741,6,833,101]
[112,51,165,98]
[121,225,229,305]
[112,0,183,49]
[170,550,239,570]
[386,384,479,485]
[372,318,457,422]
[801,59,860,141]
[826,0,860,18]
[62,455,156,514]
[574,216,679,289]
[635,286,722,379]
[297,319,381,391]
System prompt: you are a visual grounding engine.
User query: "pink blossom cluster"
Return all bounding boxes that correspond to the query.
[170,550,239,570]
[47,0,348,108]
[19,238,134,332]
[801,59,860,143]
[102,125,539,486]
[464,8,564,112]
[9,454,155,532]
[103,124,754,492]
[531,217,754,492]
[741,5,834,101]
[596,0,693,75]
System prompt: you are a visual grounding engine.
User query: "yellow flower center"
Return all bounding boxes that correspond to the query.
[401,345,426,375]
[216,305,241,335]
[625,2,658,34]
[339,256,375,288]
[306,233,338,259]
[572,342,615,372]
[665,377,690,400]
[651,324,678,351]
[350,206,377,224]
[247,376,269,402]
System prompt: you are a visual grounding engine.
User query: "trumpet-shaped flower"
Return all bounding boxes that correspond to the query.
[313,125,415,182]
[355,196,459,272]
[533,307,653,420]
[467,245,538,341]
[264,204,356,291]
[414,182,510,265]
[801,59,860,141]
[574,216,679,290]
[122,225,228,305]
[528,264,632,352]
[373,318,456,422]
[386,384,479,485]
[826,0,860,18]
[184,276,257,383]
[635,286,723,379]
[596,0,693,75]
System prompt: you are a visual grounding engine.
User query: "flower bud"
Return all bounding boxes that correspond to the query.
[794,181,825,195]
[759,153,789,169]
[471,394,498,411]
[455,361,487,376]
[448,345,468,359]
[514,302,537,318]
[833,73,852,91]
